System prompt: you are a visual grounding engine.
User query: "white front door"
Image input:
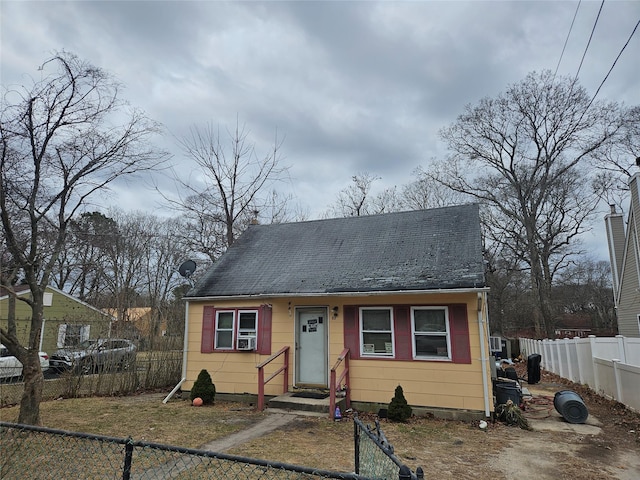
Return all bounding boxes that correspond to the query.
[295,307,328,387]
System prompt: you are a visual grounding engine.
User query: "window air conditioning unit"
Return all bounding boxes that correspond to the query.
[237,336,256,351]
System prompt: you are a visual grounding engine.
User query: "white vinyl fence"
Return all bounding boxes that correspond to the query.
[519,335,640,413]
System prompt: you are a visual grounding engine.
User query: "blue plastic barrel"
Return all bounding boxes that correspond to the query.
[554,390,588,424]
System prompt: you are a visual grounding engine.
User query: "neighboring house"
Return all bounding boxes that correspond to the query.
[0,285,113,353]
[105,307,169,348]
[553,314,593,339]
[183,205,493,417]
[106,307,163,337]
[605,172,640,337]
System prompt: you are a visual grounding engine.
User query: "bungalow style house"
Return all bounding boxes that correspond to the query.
[182,204,493,418]
[0,285,113,353]
[605,171,640,337]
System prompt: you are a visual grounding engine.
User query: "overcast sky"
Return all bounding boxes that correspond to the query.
[1,1,639,260]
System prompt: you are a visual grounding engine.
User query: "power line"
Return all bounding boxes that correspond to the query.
[575,0,605,81]
[554,0,582,79]
[587,17,640,109]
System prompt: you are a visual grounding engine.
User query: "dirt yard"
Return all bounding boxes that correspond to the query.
[228,367,640,480]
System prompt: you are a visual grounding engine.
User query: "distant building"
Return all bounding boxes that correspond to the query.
[0,285,113,353]
[553,314,593,339]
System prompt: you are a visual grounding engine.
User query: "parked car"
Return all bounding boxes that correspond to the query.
[49,338,137,374]
[0,344,50,380]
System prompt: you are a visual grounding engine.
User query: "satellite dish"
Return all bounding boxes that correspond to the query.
[178,260,197,279]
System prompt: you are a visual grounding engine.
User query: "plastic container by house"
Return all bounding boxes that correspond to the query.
[527,353,542,384]
[554,390,588,424]
[495,382,521,406]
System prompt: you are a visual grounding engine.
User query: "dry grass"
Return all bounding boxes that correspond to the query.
[227,416,356,471]
[2,377,639,479]
[0,393,262,448]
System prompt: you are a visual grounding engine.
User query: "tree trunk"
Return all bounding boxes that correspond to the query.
[17,351,44,425]
[7,291,17,338]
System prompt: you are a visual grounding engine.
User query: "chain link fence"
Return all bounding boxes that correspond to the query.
[1,417,422,480]
[353,416,423,480]
[1,421,373,480]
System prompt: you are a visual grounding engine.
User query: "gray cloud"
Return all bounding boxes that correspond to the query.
[2,0,638,260]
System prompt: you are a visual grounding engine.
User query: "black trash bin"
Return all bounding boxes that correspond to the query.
[554,390,588,424]
[527,353,542,384]
[495,382,521,406]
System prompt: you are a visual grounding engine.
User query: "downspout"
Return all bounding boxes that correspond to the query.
[163,300,189,403]
[477,292,491,417]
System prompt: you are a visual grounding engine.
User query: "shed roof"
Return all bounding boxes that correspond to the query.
[186,204,485,298]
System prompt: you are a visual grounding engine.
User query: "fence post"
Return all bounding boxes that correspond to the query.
[564,338,573,381]
[589,335,599,393]
[399,465,412,480]
[612,359,624,403]
[558,339,565,378]
[615,335,627,363]
[574,337,585,385]
[353,417,360,475]
[547,340,556,375]
[122,438,134,480]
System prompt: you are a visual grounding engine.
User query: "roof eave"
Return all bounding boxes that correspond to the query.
[185,286,490,303]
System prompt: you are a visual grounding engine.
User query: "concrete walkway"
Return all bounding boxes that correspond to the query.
[133,411,304,479]
[199,411,300,452]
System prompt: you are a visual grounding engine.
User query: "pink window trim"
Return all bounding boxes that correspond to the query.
[343,303,471,364]
[200,304,272,355]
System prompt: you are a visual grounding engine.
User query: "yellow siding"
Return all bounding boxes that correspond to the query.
[185,293,492,412]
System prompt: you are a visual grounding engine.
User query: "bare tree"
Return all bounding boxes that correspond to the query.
[592,105,640,209]
[401,166,469,210]
[172,120,287,258]
[262,189,308,224]
[140,215,190,347]
[326,172,401,217]
[433,71,631,338]
[484,246,533,337]
[98,210,151,328]
[51,210,191,347]
[555,260,616,334]
[327,173,378,217]
[51,211,116,303]
[0,52,168,424]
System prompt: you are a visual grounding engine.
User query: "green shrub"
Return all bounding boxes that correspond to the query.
[190,369,216,405]
[387,385,412,422]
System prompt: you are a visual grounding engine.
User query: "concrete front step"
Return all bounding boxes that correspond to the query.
[267,392,346,415]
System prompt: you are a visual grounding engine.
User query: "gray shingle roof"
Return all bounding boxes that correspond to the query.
[186,204,485,298]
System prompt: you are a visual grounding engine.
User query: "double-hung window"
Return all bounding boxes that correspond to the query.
[215,311,235,349]
[360,307,394,357]
[214,309,258,350]
[411,307,450,359]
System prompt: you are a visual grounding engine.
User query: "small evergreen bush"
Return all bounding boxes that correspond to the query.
[190,369,216,405]
[387,385,412,422]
